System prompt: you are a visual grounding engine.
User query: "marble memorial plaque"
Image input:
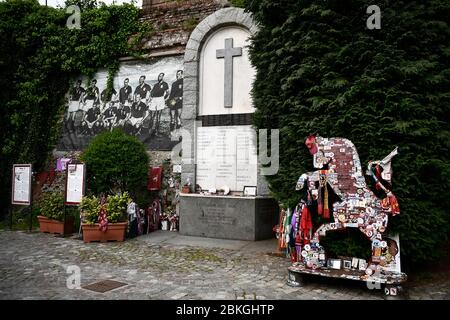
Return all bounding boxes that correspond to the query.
[196,128,217,190]
[236,126,257,190]
[215,127,236,189]
[196,126,257,191]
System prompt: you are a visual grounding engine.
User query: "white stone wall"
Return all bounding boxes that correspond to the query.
[199,27,256,115]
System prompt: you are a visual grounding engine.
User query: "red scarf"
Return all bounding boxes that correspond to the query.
[388,194,400,215]
[376,165,400,216]
[318,171,330,219]
[300,205,312,245]
[375,165,383,190]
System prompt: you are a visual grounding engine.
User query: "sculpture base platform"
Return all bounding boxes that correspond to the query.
[287,262,407,298]
[179,194,278,241]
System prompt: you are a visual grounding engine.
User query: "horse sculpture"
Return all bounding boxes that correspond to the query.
[293,135,400,271]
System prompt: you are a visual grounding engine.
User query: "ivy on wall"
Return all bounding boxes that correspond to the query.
[0,0,152,219]
[245,0,450,264]
[229,0,246,8]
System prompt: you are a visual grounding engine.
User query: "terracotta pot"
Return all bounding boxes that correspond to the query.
[81,222,127,243]
[38,215,74,235]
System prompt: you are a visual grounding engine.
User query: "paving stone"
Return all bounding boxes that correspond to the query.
[0,230,448,300]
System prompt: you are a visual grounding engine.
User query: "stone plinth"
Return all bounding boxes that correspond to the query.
[179,194,278,241]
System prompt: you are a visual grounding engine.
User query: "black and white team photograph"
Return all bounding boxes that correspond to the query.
[59,57,184,151]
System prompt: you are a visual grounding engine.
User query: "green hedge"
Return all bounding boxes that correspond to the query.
[246,0,450,263]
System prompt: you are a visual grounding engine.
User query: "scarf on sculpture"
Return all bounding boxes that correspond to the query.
[290,206,299,262]
[374,164,400,216]
[276,208,286,251]
[294,205,302,262]
[317,171,330,219]
[381,193,400,216]
[300,203,313,245]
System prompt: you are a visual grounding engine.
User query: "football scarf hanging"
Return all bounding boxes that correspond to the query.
[275,208,293,256]
[367,150,400,216]
[294,206,302,261]
[284,199,315,263]
[284,208,292,254]
[147,199,161,233]
[289,207,299,262]
[275,208,286,252]
[300,203,312,245]
[317,172,330,219]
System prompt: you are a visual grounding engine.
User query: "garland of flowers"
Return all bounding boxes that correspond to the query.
[98,194,109,232]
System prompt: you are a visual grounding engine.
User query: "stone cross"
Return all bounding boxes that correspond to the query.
[216,38,242,108]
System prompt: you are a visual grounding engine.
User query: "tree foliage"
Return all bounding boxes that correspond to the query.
[0,0,151,218]
[80,128,149,195]
[230,0,246,8]
[246,0,450,263]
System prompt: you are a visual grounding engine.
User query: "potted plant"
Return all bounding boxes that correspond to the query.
[181,178,191,193]
[37,191,75,235]
[80,193,131,243]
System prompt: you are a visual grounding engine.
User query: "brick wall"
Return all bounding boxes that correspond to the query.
[140,0,229,53]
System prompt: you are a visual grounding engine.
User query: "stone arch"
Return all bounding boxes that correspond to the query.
[180,7,259,187]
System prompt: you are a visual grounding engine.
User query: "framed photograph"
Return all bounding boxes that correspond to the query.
[380,234,402,273]
[172,164,182,173]
[65,163,86,205]
[359,259,368,271]
[390,287,398,296]
[351,257,359,269]
[327,259,342,270]
[343,259,352,270]
[11,164,32,205]
[243,186,257,197]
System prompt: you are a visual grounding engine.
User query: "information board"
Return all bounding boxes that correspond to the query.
[65,163,85,205]
[12,164,32,205]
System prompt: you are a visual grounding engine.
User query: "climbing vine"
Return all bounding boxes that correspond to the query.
[0,0,152,219]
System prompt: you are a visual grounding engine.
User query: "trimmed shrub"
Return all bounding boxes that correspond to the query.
[80,128,149,195]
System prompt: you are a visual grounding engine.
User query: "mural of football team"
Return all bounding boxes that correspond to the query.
[58,56,184,151]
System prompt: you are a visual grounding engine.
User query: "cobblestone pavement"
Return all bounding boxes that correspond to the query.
[0,230,449,300]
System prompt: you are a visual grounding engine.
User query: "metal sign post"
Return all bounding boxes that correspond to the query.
[9,206,13,230]
[29,202,33,232]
